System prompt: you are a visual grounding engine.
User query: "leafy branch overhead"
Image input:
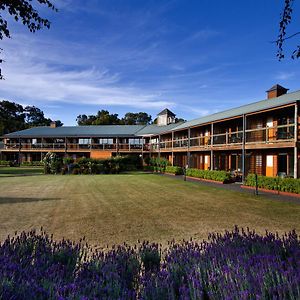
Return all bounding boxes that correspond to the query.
[0,0,57,79]
[277,0,300,60]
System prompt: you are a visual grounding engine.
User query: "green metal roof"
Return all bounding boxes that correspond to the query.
[136,122,183,136]
[3,89,300,139]
[4,125,146,138]
[172,90,300,131]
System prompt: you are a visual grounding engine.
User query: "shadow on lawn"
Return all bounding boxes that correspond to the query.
[0,197,61,205]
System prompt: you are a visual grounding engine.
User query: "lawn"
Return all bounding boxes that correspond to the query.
[0,171,299,247]
[0,166,43,176]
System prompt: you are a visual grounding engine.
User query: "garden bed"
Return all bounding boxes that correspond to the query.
[0,227,299,299]
[186,176,227,184]
[241,185,300,198]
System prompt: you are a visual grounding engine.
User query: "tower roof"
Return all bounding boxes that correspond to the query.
[266,84,289,92]
[157,108,176,117]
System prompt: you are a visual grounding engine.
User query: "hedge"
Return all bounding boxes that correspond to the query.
[185,168,231,183]
[21,161,44,167]
[43,153,143,175]
[165,166,184,175]
[0,160,10,166]
[245,174,300,194]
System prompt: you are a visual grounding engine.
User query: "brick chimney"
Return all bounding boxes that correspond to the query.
[266,84,289,99]
[50,121,56,128]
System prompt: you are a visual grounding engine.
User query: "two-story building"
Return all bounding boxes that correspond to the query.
[1,84,299,180]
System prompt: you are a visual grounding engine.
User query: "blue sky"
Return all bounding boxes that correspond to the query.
[1,0,300,125]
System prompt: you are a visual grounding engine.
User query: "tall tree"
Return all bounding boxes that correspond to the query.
[0,0,57,79]
[122,112,152,125]
[0,100,25,135]
[24,106,51,127]
[0,100,62,135]
[77,110,121,126]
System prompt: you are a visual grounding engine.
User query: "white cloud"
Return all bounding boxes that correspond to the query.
[275,71,295,80]
[0,35,174,109]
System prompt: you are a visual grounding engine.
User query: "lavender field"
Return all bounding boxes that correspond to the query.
[0,226,299,299]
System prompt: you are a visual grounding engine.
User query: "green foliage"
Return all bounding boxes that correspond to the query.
[144,156,151,166]
[186,168,231,183]
[143,166,154,172]
[165,166,184,175]
[21,161,43,166]
[245,174,300,194]
[43,152,63,174]
[76,110,152,125]
[149,157,171,173]
[63,157,74,165]
[140,243,161,273]
[0,100,62,135]
[0,160,10,166]
[60,155,142,175]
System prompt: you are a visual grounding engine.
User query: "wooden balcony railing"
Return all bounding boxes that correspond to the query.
[3,124,295,153]
[4,143,150,152]
[150,124,295,151]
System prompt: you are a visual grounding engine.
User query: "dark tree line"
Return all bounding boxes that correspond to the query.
[0,100,62,135]
[76,110,152,126]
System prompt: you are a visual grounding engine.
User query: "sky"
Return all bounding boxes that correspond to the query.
[1,0,300,125]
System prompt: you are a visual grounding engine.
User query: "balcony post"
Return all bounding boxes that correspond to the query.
[65,137,67,154]
[294,103,298,178]
[116,137,119,154]
[171,131,174,166]
[158,135,161,159]
[187,127,191,167]
[210,123,214,170]
[141,137,144,160]
[242,114,246,183]
[18,137,21,166]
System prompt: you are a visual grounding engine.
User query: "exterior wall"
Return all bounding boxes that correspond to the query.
[90,150,112,159]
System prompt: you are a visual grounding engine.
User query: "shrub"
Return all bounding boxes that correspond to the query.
[186,168,231,183]
[0,160,10,166]
[63,157,74,165]
[144,156,151,166]
[245,174,300,194]
[140,242,161,273]
[43,152,63,174]
[143,166,154,172]
[21,161,43,167]
[72,168,80,175]
[149,157,171,173]
[165,166,183,175]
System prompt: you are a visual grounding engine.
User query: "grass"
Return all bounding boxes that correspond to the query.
[0,172,299,247]
[0,166,43,176]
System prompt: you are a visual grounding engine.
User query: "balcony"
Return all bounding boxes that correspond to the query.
[246,124,295,144]
[3,143,150,152]
[150,124,295,152]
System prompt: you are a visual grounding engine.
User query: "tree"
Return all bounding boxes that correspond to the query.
[77,110,121,125]
[276,0,300,60]
[24,106,51,127]
[0,100,25,135]
[121,112,152,125]
[0,100,63,135]
[54,120,63,127]
[0,0,57,79]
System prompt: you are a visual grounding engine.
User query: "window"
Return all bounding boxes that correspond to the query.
[79,138,91,144]
[129,138,142,145]
[99,138,113,144]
